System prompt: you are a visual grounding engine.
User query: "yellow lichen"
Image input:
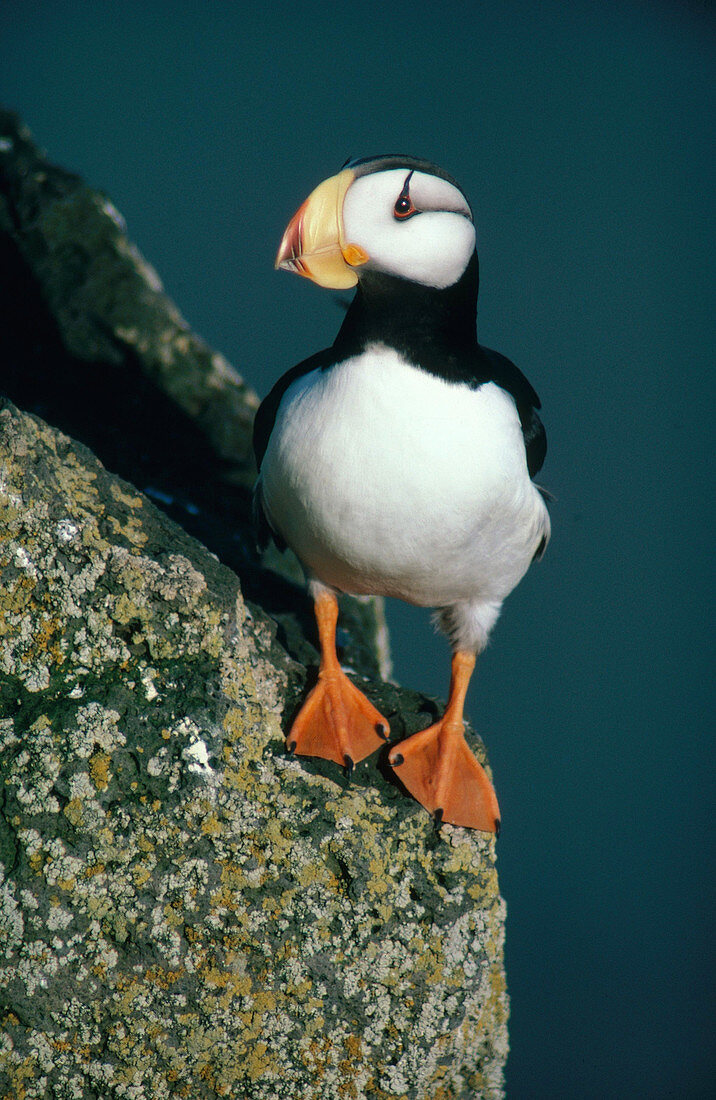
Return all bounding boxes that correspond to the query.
[109,483,144,509]
[132,866,152,888]
[64,798,84,827]
[89,750,111,790]
[200,813,222,836]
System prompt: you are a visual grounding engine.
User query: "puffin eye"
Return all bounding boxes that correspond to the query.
[394,195,416,219]
[393,170,417,220]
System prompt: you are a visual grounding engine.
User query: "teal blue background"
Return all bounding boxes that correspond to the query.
[2,2,713,1095]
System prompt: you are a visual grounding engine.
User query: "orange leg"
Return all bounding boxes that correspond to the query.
[388,651,500,833]
[287,589,390,771]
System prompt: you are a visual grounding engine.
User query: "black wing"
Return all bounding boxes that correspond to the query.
[252,348,335,470]
[477,344,547,478]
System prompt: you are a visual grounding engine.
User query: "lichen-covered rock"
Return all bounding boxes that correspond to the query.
[0,106,390,687]
[0,109,508,1098]
[0,402,507,1097]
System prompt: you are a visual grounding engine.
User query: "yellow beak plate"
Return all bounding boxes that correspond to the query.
[275,169,368,289]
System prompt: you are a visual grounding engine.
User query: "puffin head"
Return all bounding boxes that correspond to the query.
[276,155,475,292]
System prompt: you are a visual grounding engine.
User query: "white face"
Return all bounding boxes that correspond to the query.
[342,168,475,290]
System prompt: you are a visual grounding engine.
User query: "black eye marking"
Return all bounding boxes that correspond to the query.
[394,170,418,220]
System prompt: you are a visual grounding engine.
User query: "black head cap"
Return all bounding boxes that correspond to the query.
[340,153,472,217]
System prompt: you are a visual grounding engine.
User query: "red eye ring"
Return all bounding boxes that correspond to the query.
[394,170,417,220]
[394,195,417,219]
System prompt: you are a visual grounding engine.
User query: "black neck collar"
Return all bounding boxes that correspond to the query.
[332,253,480,380]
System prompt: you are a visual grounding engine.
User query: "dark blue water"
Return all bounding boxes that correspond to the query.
[2,2,713,1094]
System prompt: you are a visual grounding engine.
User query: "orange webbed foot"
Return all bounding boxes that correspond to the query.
[287,665,389,770]
[388,651,500,833]
[389,720,500,831]
[287,587,389,771]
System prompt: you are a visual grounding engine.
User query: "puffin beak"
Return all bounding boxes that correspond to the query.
[275,168,369,289]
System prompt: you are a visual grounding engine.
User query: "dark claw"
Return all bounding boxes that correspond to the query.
[494,819,501,839]
[376,723,389,741]
[433,808,444,831]
[389,752,404,767]
[343,754,354,778]
[286,740,296,755]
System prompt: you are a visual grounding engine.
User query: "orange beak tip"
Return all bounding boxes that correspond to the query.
[275,169,360,288]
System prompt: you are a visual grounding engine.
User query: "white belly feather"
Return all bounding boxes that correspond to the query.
[260,345,549,608]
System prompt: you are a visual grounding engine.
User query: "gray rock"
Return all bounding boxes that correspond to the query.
[0,109,256,486]
[0,112,508,1098]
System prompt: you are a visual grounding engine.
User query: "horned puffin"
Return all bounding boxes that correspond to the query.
[253,154,550,832]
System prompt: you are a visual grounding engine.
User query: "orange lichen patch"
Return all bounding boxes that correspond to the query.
[109,483,144,509]
[198,1064,216,1086]
[246,1042,272,1082]
[260,895,282,917]
[107,513,147,547]
[344,1033,363,1060]
[217,861,246,888]
[432,1085,459,1100]
[300,1034,332,1079]
[28,850,44,873]
[89,749,111,790]
[145,966,184,989]
[13,1055,37,1083]
[146,1023,169,1042]
[200,813,222,836]
[25,613,65,662]
[0,572,34,615]
[218,763,247,791]
[199,967,252,998]
[336,1062,360,1099]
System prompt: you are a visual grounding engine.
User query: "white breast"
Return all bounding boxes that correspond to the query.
[260,345,549,607]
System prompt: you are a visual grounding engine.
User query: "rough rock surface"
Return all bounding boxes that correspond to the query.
[0,109,257,491]
[0,111,508,1099]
